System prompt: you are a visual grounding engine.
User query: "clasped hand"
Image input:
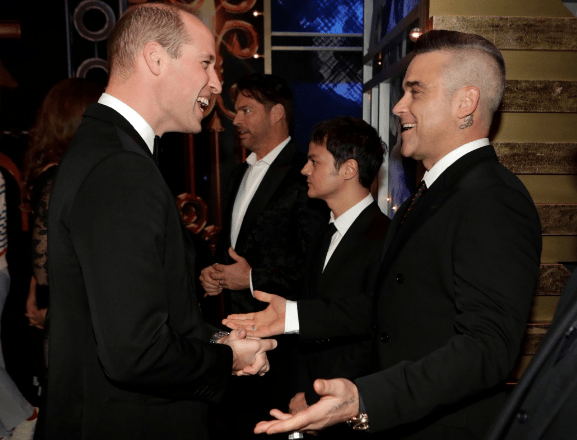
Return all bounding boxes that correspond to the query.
[221,329,277,376]
[200,247,251,296]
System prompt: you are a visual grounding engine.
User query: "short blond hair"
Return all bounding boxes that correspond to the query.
[107,3,194,80]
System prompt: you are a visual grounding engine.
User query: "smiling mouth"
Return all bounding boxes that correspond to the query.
[197,97,209,112]
[401,123,417,132]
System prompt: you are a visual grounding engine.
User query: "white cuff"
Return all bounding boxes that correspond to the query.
[249,269,254,296]
[284,300,300,334]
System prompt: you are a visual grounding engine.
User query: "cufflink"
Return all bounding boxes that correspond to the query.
[347,412,370,430]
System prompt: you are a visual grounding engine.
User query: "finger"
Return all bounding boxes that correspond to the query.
[227,328,247,341]
[242,354,267,375]
[313,378,335,397]
[222,320,255,331]
[226,312,255,321]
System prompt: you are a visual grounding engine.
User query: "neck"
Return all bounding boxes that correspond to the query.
[328,187,370,219]
[252,131,289,160]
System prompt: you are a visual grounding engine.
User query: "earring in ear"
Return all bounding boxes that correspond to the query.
[459,114,473,130]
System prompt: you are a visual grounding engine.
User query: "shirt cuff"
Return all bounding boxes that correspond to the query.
[249,269,254,295]
[284,300,300,334]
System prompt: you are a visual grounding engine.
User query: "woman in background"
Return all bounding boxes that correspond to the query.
[21,78,103,346]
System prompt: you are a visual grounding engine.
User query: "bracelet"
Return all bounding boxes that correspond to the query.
[347,412,370,431]
[210,330,230,344]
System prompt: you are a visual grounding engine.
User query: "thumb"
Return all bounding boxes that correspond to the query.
[313,379,333,396]
[228,247,245,262]
[253,290,273,304]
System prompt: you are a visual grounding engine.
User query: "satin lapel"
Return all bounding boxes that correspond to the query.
[84,103,152,160]
[379,146,498,276]
[319,204,380,290]
[235,142,297,249]
[222,163,249,252]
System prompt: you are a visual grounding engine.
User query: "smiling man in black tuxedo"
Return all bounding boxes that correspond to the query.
[243,30,542,440]
[40,4,276,440]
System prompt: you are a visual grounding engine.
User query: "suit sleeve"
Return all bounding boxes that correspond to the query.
[355,185,542,432]
[69,152,232,401]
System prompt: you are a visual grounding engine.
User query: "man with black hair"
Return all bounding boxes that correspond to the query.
[200,72,326,439]
[225,116,390,440]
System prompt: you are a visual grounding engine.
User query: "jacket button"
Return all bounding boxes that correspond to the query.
[380,332,389,342]
[396,274,404,283]
[516,410,528,423]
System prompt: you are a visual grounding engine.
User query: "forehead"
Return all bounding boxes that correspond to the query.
[234,92,266,109]
[404,51,451,86]
[183,14,215,52]
[308,140,329,155]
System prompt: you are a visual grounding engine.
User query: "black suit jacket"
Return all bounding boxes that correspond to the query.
[217,141,327,314]
[484,269,577,440]
[352,146,542,439]
[297,202,390,404]
[40,104,233,440]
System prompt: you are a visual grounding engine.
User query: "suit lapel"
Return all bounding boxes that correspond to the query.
[84,103,153,161]
[380,146,498,274]
[235,142,297,249]
[316,203,379,294]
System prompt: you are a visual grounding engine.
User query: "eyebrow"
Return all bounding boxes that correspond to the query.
[405,80,425,89]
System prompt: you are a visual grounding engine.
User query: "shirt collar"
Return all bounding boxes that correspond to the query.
[98,93,156,154]
[330,194,374,236]
[423,138,489,188]
[246,137,291,167]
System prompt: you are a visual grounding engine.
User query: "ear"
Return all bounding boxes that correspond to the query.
[143,41,164,76]
[342,159,359,181]
[456,86,480,119]
[269,103,285,124]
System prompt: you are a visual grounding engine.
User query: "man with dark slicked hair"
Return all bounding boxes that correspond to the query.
[250,30,542,440]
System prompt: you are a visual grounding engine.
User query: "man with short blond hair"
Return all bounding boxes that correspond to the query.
[41,4,276,440]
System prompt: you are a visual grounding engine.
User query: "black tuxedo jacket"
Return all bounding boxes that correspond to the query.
[297,202,390,404]
[485,269,577,440]
[40,104,232,440]
[217,140,327,314]
[352,146,542,439]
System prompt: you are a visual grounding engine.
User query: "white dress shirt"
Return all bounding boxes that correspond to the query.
[285,194,375,334]
[230,137,291,248]
[98,93,156,154]
[423,138,489,188]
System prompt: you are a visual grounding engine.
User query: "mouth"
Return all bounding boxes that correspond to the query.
[197,96,210,112]
[401,123,417,132]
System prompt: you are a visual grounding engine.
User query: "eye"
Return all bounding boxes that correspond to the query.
[244,109,251,114]
[202,61,210,69]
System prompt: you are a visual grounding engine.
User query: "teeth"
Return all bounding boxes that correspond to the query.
[197,97,209,111]
[402,123,416,132]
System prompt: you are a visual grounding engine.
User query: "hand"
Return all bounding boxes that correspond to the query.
[212,247,251,291]
[254,378,359,435]
[289,392,308,415]
[199,265,222,297]
[25,276,47,330]
[223,329,278,376]
[222,290,286,338]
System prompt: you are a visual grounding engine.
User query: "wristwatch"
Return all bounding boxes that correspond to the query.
[210,330,230,344]
[347,412,370,431]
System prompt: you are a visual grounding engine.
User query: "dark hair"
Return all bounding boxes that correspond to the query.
[414,30,506,115]
[310,116,386,189]
[21,78,103,211]
[231,73,294,127]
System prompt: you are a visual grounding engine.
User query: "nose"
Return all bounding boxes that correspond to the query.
[207,68,222,95]
[301,161,311,176]
[232,111,241,126]
[392,93,408,117]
